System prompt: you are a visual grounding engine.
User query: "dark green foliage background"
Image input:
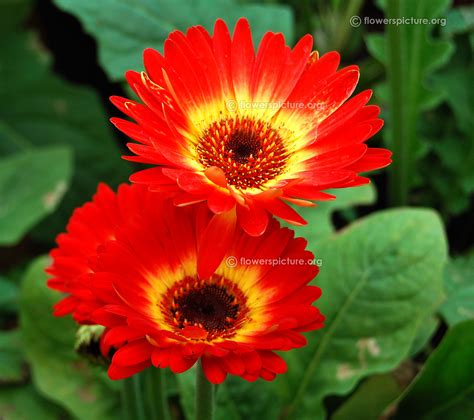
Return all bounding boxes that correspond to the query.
[0,0,472,419]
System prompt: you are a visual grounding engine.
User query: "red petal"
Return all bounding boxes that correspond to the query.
[260,369,277,381]
[201,355,227,384]
[53,296,77,317]
[258,198,307,226]
[177,171,214,194]
[281,196,316,207]
[181,325,208,340]
[197,208,237,279]
[241,351,262,373]
[220,353,246,376]
[130,167,176,186]
[259,351,287,374]
[143,48,167,86]
[108,360,151,380]
[169,352,197,373]
[212,19,235,99]
[236,201,269,236]
[151,349,171,368]
[231,18,254,101]
[205,166,227,188]
[346,148,392,172]
[207,190,235,214]
[103,326,143,348]
[112,340,153,367]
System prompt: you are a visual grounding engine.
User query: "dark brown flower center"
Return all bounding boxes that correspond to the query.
[163,276,248,340]
[173,284,238,332]
[225,128,262,164]
[196,116,288,190]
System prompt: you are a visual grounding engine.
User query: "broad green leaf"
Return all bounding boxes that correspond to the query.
[393,320,474,419]
[19,256,120,420]
[280,208,447,419]
[439,252,474,326]
[0,32,131,240]
[215,377,280,420]
[0,0,31,36]
[53,0,294,81]
[291,184,376,245]
[0,330,26,384]
[408,315,439,356]
[331,373,402,420]
[0,276,18,312]
[0,384,66,420]
[416,34,474,220]
[366,0,454,204]
[0,147,72,245]
[431,38,473,137]
[442,5,474,36]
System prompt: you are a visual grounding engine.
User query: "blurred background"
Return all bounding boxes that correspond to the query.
[0,0,473,419]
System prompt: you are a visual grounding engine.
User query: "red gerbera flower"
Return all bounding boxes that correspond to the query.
[111,18,391,237]
[46,183,150,323]
[71,185,324,384]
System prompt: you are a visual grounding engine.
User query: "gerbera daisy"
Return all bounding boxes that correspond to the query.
[46,183,150,323]
[76,185,324,384]
[111,18,391,238]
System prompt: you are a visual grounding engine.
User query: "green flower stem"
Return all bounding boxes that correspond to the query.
[121,377,136,420]
[195,361,215,420]
[132,374,147,420]
[144,368,170,420]
[122,369,170,420]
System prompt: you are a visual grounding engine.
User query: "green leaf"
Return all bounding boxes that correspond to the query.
[19,256,120,420]
[177,367,244,420]
[393,320,474,420]
[290,184,376,245]
[408,315,439,356]
[367,0,455,111]
[176,367,279,420]
[431,37,474,137]
[416,37,474,218]
[281,208,447,419]
[53,0,294,81]
[0,0,31,37]
[309,0,365,54]
[0,384,67,420]
[331,373,402,420]
[0,330,27,384]
[0,276,18,311]
[439,252,474,326]
[366,0,454,112]
[0,147,72,245]
[442,5,474,36]
[0,32,131,240]
[366,0,454,204]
